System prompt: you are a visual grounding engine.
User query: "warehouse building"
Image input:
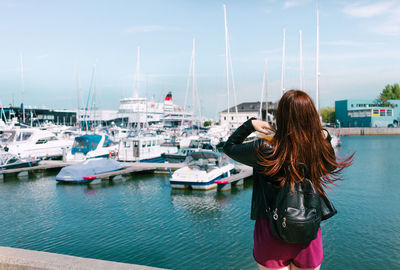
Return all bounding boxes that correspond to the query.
[335,99,400,127]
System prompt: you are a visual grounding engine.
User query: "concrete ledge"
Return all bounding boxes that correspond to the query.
[0,246,167,270]
[326,127,400,136]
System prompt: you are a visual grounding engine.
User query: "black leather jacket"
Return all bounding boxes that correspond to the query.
[223,118,333,220]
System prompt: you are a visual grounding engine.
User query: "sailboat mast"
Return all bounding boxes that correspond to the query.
[181,39,194,127]
[76,66,81,128]
[299,29,303,91]
[281,28,286,97]
[259,72,264,119]
[93,63,97,128]
[223,4,230,124]
[192,38,196,117]
[134,46,141,98]
[20,53,25,123]
[264,57,268,121]
[316,8,320,112]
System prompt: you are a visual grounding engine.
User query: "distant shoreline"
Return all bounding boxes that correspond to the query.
[326,127,400,136]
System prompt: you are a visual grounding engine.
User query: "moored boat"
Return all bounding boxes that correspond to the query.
[169,151,235,190]
[118,133,178,162]
[55,158,124,183]
[0,128,72,159]
[0,152,40,171]
[162,137,213,163]
[65,134,118,162]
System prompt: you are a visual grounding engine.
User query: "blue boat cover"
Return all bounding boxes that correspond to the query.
[56,158,124,182]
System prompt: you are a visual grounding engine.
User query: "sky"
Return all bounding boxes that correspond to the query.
[1,0,400,118]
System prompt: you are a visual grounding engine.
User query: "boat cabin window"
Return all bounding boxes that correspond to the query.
[73,138,93,149]
[188,140,200,148]
[91,141,98,149]
[103,138,115,147]
[7,156,19,164]
[0,132,14,143]
[124,141,131,148]
[142,142,146,148]
[36,138,48,144]
[134,141,139,147]
[147,141,151,147]
[16,132,32,142]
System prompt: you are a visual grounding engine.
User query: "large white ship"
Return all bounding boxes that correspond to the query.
[118,92,193,127]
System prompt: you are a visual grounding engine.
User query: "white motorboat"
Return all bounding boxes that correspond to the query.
[169,151,235,190]
[0,128,72,159]
[118,133,178,162]
[0,152,40,171]
[65,134,118,162]
[162,137,214,163]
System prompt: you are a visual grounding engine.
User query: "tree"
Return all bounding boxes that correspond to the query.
[203,121,212,127]
[320,107,335,123]
[375,83,400,106]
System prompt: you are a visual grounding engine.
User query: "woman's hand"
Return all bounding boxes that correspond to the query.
[251,120,272,135]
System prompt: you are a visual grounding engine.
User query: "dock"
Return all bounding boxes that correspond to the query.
[215,164,253,191]
[0,246,168,270]
[0,160,254,191]
[0,160,185,182]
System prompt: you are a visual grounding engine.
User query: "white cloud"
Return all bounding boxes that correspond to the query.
[371,8,400,35]
[123,25,171,33]
[343,1,395,18]
[343,2,400,36]
[320,51,400,61]
[283,0,311,9]
[321,40,384,47]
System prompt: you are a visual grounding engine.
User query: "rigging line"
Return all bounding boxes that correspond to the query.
[82,65,95,131]
[181,40,194,128]
[259,69,266,119]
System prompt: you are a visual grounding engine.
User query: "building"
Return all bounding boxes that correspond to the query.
[335,99,400,127]
[219,101,277,127]
[1,106,77,126]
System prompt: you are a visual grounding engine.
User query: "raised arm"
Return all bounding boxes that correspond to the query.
[223,118,269,167]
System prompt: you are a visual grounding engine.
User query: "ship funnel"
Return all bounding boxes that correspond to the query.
[165,92,172,101]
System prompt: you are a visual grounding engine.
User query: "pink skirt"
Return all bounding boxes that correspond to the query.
[253,219,324,269]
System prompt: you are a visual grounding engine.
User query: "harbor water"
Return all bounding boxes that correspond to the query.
[0,136,399,270]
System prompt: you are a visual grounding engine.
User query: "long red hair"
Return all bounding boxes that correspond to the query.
[257,90,353,195]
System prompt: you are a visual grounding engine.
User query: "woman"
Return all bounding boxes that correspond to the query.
[223,90,353,270]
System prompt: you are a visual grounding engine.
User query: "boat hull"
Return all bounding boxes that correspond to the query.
[170,176,223,190]
[0,160,40,171]
[170,163,235,190]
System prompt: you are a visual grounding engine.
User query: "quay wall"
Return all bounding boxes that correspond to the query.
[0,246,167,270]
[326,127,400,136]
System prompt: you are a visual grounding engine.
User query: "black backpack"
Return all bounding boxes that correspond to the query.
[261,177,336,244]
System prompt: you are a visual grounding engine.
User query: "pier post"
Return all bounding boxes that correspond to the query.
[0,173,3,182]
[111,175,123,182]
[217,183,231,192]
[17,171,29,179]
[89,179,102,185]
[231,179,244,186]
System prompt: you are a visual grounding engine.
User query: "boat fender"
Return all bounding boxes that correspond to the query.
[215,180,229,184]
[109,150,117,159]
[83,176,97,180]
